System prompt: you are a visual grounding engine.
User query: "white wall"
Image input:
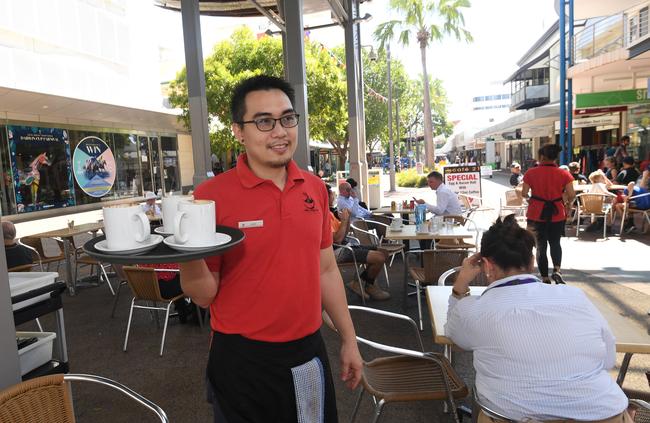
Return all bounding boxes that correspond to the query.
[0,0,164,111]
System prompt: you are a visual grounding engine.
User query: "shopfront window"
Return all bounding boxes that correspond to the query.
[8,125,75,213]
[160,136,180,193]
[627,104,650,163]
[112,133,142,198]
[139,136,154,193]
[69,130,114,205]
[0,126,17,215]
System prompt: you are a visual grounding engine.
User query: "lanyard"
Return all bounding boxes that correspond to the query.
[482,277,539,295]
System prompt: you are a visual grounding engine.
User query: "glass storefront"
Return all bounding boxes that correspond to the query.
[627,104,650,163]
[0,123,179,217]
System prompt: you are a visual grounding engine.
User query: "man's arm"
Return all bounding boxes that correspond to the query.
[332,209,351,244]
[320,248,362,389]
[179,260,219,308]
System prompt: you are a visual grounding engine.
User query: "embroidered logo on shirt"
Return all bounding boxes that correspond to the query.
[303,192,318,212]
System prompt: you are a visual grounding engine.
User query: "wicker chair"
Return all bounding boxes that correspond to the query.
[499,189,527,218]
[323,306,468,423]
[334,242,367,305]
[18,236,65,272]
[575,192,616,239]
[438,266,490,287]
[0,373,168,422]
[407,249,469,330]
[620,191,650,235]
[122,266,185,356]
[351,220,404,287]
[630,399,650,423]
[458,193,492,218]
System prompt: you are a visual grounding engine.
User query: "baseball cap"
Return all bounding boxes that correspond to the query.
[511,162,521,169]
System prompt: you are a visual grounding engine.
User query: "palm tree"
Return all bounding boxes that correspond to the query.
[374,0,472,167]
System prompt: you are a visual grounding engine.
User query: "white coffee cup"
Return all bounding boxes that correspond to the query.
[161,195,193,233]
[391,217,402,229]
[174,199,216,246]
[102,204,150,250]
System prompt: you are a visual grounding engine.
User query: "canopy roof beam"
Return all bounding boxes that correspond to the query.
[248,0,285,30]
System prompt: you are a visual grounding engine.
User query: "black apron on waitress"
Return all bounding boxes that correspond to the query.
[528,164,564,223]
[206,330,338,423]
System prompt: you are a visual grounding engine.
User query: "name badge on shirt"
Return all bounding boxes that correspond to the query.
[238,220,264,229]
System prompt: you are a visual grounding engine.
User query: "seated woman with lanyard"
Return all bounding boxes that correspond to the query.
[521,143,575,284]
[445,215,631,422]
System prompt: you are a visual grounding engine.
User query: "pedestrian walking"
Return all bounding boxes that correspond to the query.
[521,144,576,284]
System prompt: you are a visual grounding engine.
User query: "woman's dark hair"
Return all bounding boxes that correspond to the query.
[230,75,295,124]
[480,214,535,271]
[538,143,562,160]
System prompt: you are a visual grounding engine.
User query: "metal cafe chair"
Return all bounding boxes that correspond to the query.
[323,306,468,423]
[334,242,368,305]
[350,220,404,288]
[574,192,616,239]
[407,249,469,330]
[0,373,168,422]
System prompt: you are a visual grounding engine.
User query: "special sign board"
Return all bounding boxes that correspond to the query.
[443,165,482,198]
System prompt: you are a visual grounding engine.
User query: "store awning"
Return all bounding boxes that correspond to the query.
[474,103,560,139]
[0,87,185,133]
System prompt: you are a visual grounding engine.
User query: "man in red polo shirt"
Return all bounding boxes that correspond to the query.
[179,75,362,423]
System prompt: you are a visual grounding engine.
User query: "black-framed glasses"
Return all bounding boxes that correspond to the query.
[237,114,300,132]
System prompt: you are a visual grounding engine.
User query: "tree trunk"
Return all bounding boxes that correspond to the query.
[420,41,435,168]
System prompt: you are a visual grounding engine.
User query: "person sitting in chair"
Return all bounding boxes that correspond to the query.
[327,184,390,301]
[2,221,33,269]
[445,215,630,422]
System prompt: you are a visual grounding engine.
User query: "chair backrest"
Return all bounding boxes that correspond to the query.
[628,399,650,423]
[504,190,523,207]
[438,266,489,286]
[122,266,164,302]
[17,237,45,259]
[364,219,388,241]
[422,250,468,285]
[0,373,168,423]
[577,193,611,214]
[350,221,378,246]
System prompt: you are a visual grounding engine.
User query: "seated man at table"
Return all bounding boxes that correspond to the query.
[337,181,372,220]
[140,191,161,217]
[568,161,589,184]
[413,171,462,216]
[327,184,390,301]
[445,215,630,422]
[2,221,34,269]
[616,156,640,186]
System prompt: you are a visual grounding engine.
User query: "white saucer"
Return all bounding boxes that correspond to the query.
[154,226,174,236]
[95,235,164,255]
[163,233,232,252]
[390,227,403,232]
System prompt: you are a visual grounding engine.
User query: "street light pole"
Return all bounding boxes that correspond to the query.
[387,43,396,192]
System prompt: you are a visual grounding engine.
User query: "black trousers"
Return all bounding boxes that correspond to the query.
[528,220,565,277]
[206,330,338,423]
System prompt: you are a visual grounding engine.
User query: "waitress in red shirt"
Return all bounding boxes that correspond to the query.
[521,144,576,284]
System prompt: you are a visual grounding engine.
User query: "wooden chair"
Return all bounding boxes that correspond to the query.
[323,306,468,423]
[0,373,168,422]
[620,191,650,235]
[407,249,469,330]
[575,192,615,239]
[122,266,185,356]
[18,237,65,272]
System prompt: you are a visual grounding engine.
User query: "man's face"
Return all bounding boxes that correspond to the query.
[146,199,155,206]
[232,89,297,171]
[339,183,352,198]
[328,190,336,207]
[512,167,520,174]
[427,177,441,190]
[623,138,630,146]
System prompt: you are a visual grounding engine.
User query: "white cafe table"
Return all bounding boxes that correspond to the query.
[385,225,474,310]
[426,285,650,386]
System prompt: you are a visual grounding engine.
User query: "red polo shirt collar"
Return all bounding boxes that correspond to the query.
[235,153,305,189]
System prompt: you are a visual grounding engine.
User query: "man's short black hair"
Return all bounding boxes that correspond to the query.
[345,178,358,188]
[623,156,634,165]
[621,135,630,142]
[427,171,443,181]
[230,75,296,124]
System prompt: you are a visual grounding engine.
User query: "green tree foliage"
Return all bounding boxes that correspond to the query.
[168,27,348,159]
[374,0,472,166]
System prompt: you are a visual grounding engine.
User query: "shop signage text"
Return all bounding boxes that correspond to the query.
[443,165,482,199]
[575,89,650,108]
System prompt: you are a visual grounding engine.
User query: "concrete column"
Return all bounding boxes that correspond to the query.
[344,0,367,203]
[279,0,310,170]
[0,223,21,389]
[181,0,212,187]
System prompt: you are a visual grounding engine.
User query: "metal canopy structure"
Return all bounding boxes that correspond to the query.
[154,0,369,202]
